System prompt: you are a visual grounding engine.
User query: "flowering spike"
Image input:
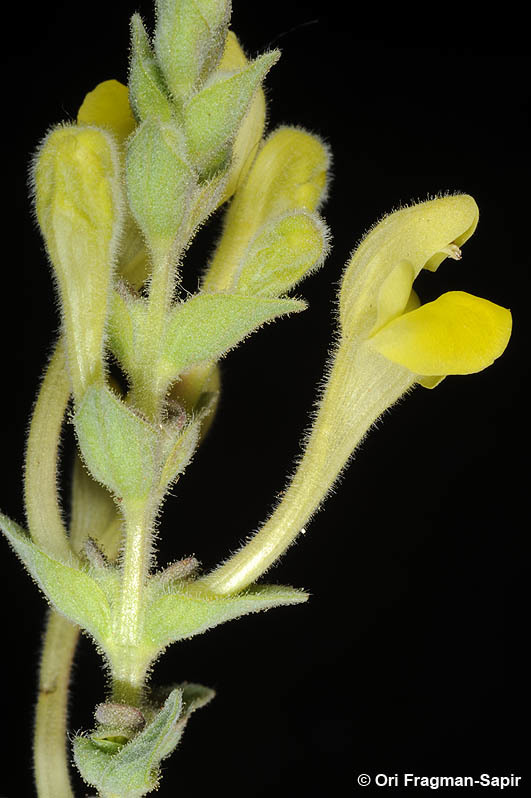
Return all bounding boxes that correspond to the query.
[7,1,514,795]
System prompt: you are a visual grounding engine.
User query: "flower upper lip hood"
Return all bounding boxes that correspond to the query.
[339,194,512,387]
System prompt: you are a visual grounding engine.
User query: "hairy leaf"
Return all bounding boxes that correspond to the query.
[129,15,174,122]
[235,210,329,297]
[0,513,111,646]
[74,688,182,797]
[144,581,308,651]
[160,292,306,382]
[126,119,195,261]
[74,385,158,502]
[184,50,279,174]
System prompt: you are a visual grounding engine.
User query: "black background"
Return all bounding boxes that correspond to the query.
[4,2,529,796]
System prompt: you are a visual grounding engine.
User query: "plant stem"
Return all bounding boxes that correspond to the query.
[108,250,181,702]
[201,345,416,594]
[24,339,71,560]
[112,501,155,705]
[34,611,78,798]
[130,249,177,421]
[25,339,77,798]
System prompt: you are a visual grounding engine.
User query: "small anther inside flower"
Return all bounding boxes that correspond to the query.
[441,243,462,260]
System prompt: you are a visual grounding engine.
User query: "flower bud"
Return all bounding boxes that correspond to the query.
[154,0,231,100]
[32,125,124,399]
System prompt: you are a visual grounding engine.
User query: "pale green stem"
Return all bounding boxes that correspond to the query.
[34,611,78,798]
[25,339,76,797]
[130,248,178,421]
[201,343,416,594]
[110,246,180,703]
[24,339,71,561]
[111,500,156,705]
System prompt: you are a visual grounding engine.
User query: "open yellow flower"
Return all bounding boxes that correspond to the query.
[203,194,513,595]
[341,194,512,388]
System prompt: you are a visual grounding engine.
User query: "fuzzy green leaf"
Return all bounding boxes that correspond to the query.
[74,688,183,797]
[150,682,215,760]
[235,210,330,297]
[126,119,195,261]
[160,292,306,382]
[158,418,201,494]
[0,513,111,645]
[129,14,174,122]
[74,385,158,502]
[143,581,308,651]
[184,50,279,174]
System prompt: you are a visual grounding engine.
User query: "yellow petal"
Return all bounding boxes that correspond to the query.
[77,79,136,141]
[404,288,421,314]
[217,32,266,203]
[374,259,415,332]
[368,291,512,376]
[204,125,330,292]
[418,375,445,389]
[340,194,479,335]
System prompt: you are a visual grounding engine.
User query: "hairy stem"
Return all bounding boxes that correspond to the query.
[34,611,78,798]
[25,338,76,797]
[24,338,71,560]
[111,501,156,705]
[108,250,181,703]
[130,249,177,421]
[201,345,415,594]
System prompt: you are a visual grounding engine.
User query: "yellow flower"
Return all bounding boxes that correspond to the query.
[202,194,513,595]
[341,194,512,388]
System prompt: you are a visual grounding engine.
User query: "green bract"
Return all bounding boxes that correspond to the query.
[0,514,111,647]
[129,15,174,123]
[183,50,280,175]
[126,119,194,262]
[74,386,159,503]
[160,292,306,379]
[143,581,308,652]
[235,210,329,297]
